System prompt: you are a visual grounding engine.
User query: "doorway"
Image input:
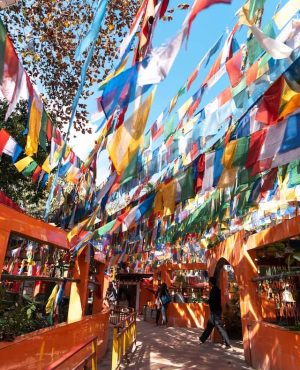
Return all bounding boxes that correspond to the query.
[118,282,139,311]
[215,258,243,340]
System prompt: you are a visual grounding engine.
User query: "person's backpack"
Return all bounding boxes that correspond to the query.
[160,293,171,305]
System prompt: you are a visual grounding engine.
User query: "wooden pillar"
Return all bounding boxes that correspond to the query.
[68,248,89,323]
[92,262,106,314]
[0,228,10,276]
[160,264,171,287]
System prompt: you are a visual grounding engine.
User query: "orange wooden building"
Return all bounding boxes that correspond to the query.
[0,204,109,369]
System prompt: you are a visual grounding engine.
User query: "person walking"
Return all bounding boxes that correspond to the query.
[155,284,162,325]
[199,276,231,349]
[158,282,171,326]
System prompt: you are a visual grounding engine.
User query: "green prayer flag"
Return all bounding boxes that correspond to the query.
[144,130,151,150]
[249,0,266,19]
[39,110,48,151]
[232,136,249,167]
[0,21,7,84]
[288,160,300,187]
[164,115,175,140]
[121,150,138,185]
[22,161,38,177]
[95,220,116,236]
[247,22,275,65]
[236,168,258,194]
[178,167,195,202]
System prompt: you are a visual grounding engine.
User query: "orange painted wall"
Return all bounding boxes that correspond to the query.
[0,309,110,370]
[0,205,110,368]
[166,303,209,328]
[246,320,300,370]
[206,220,300,370]
[139,283,154,314]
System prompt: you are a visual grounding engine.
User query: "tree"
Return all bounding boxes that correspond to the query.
[0,100,48,217]
[0,0,140,134]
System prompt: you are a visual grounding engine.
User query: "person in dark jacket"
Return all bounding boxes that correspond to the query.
[158,283,171,326]
[199,276,231,348]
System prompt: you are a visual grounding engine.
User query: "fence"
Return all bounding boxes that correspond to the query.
[46,336,98,370]
[109,306,135,326]
[111,310,137,370]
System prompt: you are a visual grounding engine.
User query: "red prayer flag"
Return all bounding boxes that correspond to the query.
[46,119,52,141]
[187,66,199,91]
[187,0,232,38]
[261,168,278,198]
[251,158,273,176]
[0,128,10,155]
[196,154,205,192]
[256,76,285,125]
[246,129,267,169]
[225,48,243,87]
[32,166,42,183]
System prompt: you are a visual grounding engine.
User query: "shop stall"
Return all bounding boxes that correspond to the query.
[152,262,210,328]
[206,215,300,370]
[0,204,109,369]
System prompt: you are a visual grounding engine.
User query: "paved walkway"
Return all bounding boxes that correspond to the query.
[99,318,253,370]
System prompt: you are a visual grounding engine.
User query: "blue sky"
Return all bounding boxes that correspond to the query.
[73,0,289,160]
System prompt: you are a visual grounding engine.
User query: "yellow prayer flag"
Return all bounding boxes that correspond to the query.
[42,156,51,174]
[279,82,300,120]
[177,97,193,121]
[14,156,33,172]
[218,168,237,188]
[238,3,253,27]
[25,98,43,156]
[222,140,238,168]
[65,166,81,184]
[108,89,155,174]
[273,0,300,30]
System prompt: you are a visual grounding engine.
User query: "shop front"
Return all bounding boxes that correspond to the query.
[206,216,300,370]
[0,204,109,369]
[153,262,210,328]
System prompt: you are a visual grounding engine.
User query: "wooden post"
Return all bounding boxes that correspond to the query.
[0,229,10,276]
[111,327,119,370]
[68,248,89,323]
[92,262,106,314]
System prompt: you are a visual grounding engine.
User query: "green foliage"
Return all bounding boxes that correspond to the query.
[0,100,48,217]
[0,299,49,341]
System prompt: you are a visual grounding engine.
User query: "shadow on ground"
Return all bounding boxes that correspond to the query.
[99,318,253,370]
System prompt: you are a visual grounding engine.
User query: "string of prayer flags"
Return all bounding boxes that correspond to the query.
[273,0,300,30]
[75,0,108,60]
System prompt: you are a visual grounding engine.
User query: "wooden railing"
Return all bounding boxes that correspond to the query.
[111,311,137,370]
[109,306,135,326]
[46,336,98,370]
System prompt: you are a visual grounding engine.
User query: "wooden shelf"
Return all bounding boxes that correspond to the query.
[252,270,300,282]
[1,274,80,284]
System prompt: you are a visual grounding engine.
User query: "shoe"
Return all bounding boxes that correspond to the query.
[199,337,205,344]
[223,345,233,351]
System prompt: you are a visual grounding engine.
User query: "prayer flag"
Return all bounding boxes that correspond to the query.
[25,96,43,156]
[0,128,10,155]
[108,90,155,174]
[246,130,267,169]
[201,152,215,193]
[279,113,300,153]
[274,0,300,30]
[185,0,231,37]
[256,76,285,125]
[0,21,6,84]
[22,161,38,177]
[14,156,33,172]
[75,0,108,60]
